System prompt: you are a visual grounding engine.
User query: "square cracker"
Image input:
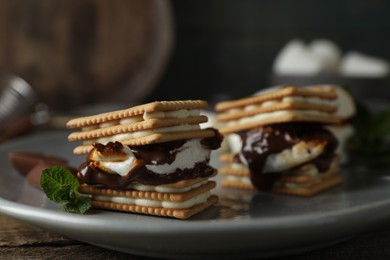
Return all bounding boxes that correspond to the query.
[219,166,250,177]
[221,173,342,196]
[68,116,208,141]
[218,112,342,134]
[220,161,341,197]
[215,85,336,112]
[221,178,254,190]
[216,101,337,122]
[72,128,216,154]
[67,100,208,129]
[90,195,218,219]
[79,181,216,203]
[271,175,342,197]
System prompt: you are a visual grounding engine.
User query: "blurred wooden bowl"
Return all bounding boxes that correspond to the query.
[0,0,173,110]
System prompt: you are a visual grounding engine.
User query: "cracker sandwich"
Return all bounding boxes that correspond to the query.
[67,100,223,219]
[215,85,355,196]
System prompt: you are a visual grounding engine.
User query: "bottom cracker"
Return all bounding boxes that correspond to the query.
[271,175,342,197]
[221,178,254,190]
[220,168,342,197]
[90,195,218,219]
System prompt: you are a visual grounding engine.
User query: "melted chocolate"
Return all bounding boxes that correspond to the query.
[239,123,338,190]
[78,159,145,189]
[200,128,224,150]
[130,140,185,165]
[8,151,68,176]
[8,151,77,189]
[77,131,222,189]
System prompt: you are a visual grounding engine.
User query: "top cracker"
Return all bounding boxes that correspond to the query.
[67,100,208,129]
[215,85,336,112]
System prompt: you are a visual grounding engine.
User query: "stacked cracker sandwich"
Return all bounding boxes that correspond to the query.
[215,85,355,196]
[66,100,222,219]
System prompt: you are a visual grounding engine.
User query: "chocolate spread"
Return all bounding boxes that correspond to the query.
[8,151,77,189]
[238,123,338,190]
[77,131,222,189]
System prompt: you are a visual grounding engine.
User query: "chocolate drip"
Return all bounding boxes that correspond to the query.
[77,131,222,189]
[200,128,224,150]
[78,161,215,189]
[239,123,338,190]
[130,140,185,165]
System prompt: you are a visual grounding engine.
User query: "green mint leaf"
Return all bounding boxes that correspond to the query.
[52,184,76,204]
[62,196,91,214]
[372,110,390,138]
[40,166,91,214]
[348,101,390,167]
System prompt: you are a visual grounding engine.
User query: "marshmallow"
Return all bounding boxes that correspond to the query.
[309,39,342,73]
[340,51,390,78]
[273,39,324,75]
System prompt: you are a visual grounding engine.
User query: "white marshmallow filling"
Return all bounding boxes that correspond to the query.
[226,110,333,126]
[225,96,336,115]
[84,139,212,182]
[92,191,211,209]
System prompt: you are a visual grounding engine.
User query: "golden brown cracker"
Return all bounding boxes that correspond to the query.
[215,85,336,112]
[219,153,236,163]
[219,166,250,176]
[67,100,208,129]
[68,116,208,141]
[221,178,254,190]
[217,101,337,122]
[91,195,218,219]
[73,128,216,154]
[219,160,340,193]
[279,165,340,184]
[219,112,342,134]
[157,172,217,189]
[271,175,342,197]
[79,181,216,203]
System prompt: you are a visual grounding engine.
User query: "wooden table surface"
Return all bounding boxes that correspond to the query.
[1,213,390,259]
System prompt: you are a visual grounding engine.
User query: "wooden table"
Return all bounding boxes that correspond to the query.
[1,213,390,259]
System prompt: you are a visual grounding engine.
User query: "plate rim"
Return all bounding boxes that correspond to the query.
[2,131,390,258]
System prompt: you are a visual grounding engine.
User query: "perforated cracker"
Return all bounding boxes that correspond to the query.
[68,116,208,141]
[218,112,342,134]
[67,100,208,129]
[80,181,216,203]
[215,85,336,112]
[73,128,217,154]
[90,195,218,219]
[271,175,342,197]
[156,173,217,189]
[219,166,250,176]
[217,101,337,122]
[219,153,236,163]
[221,178,254,190]
[219,159,341,195]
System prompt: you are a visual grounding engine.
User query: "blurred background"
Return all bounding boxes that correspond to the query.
[152,0,390,104]
[1,0,390,114]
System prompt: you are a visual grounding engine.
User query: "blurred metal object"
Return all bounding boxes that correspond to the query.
[0,72,37,125]
[0,72,39,141]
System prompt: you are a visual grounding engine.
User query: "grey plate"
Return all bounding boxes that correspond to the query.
[1,131,390,259]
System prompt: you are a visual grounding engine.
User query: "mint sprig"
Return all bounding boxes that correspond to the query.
[348,101,390,167]
[40,166,91,214]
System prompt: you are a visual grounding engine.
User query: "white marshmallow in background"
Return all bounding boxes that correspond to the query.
[339,51,390,78]
[273,38,389,78]
[309,39,342,73]
[273,39,342,76]
[273,39,325,75]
